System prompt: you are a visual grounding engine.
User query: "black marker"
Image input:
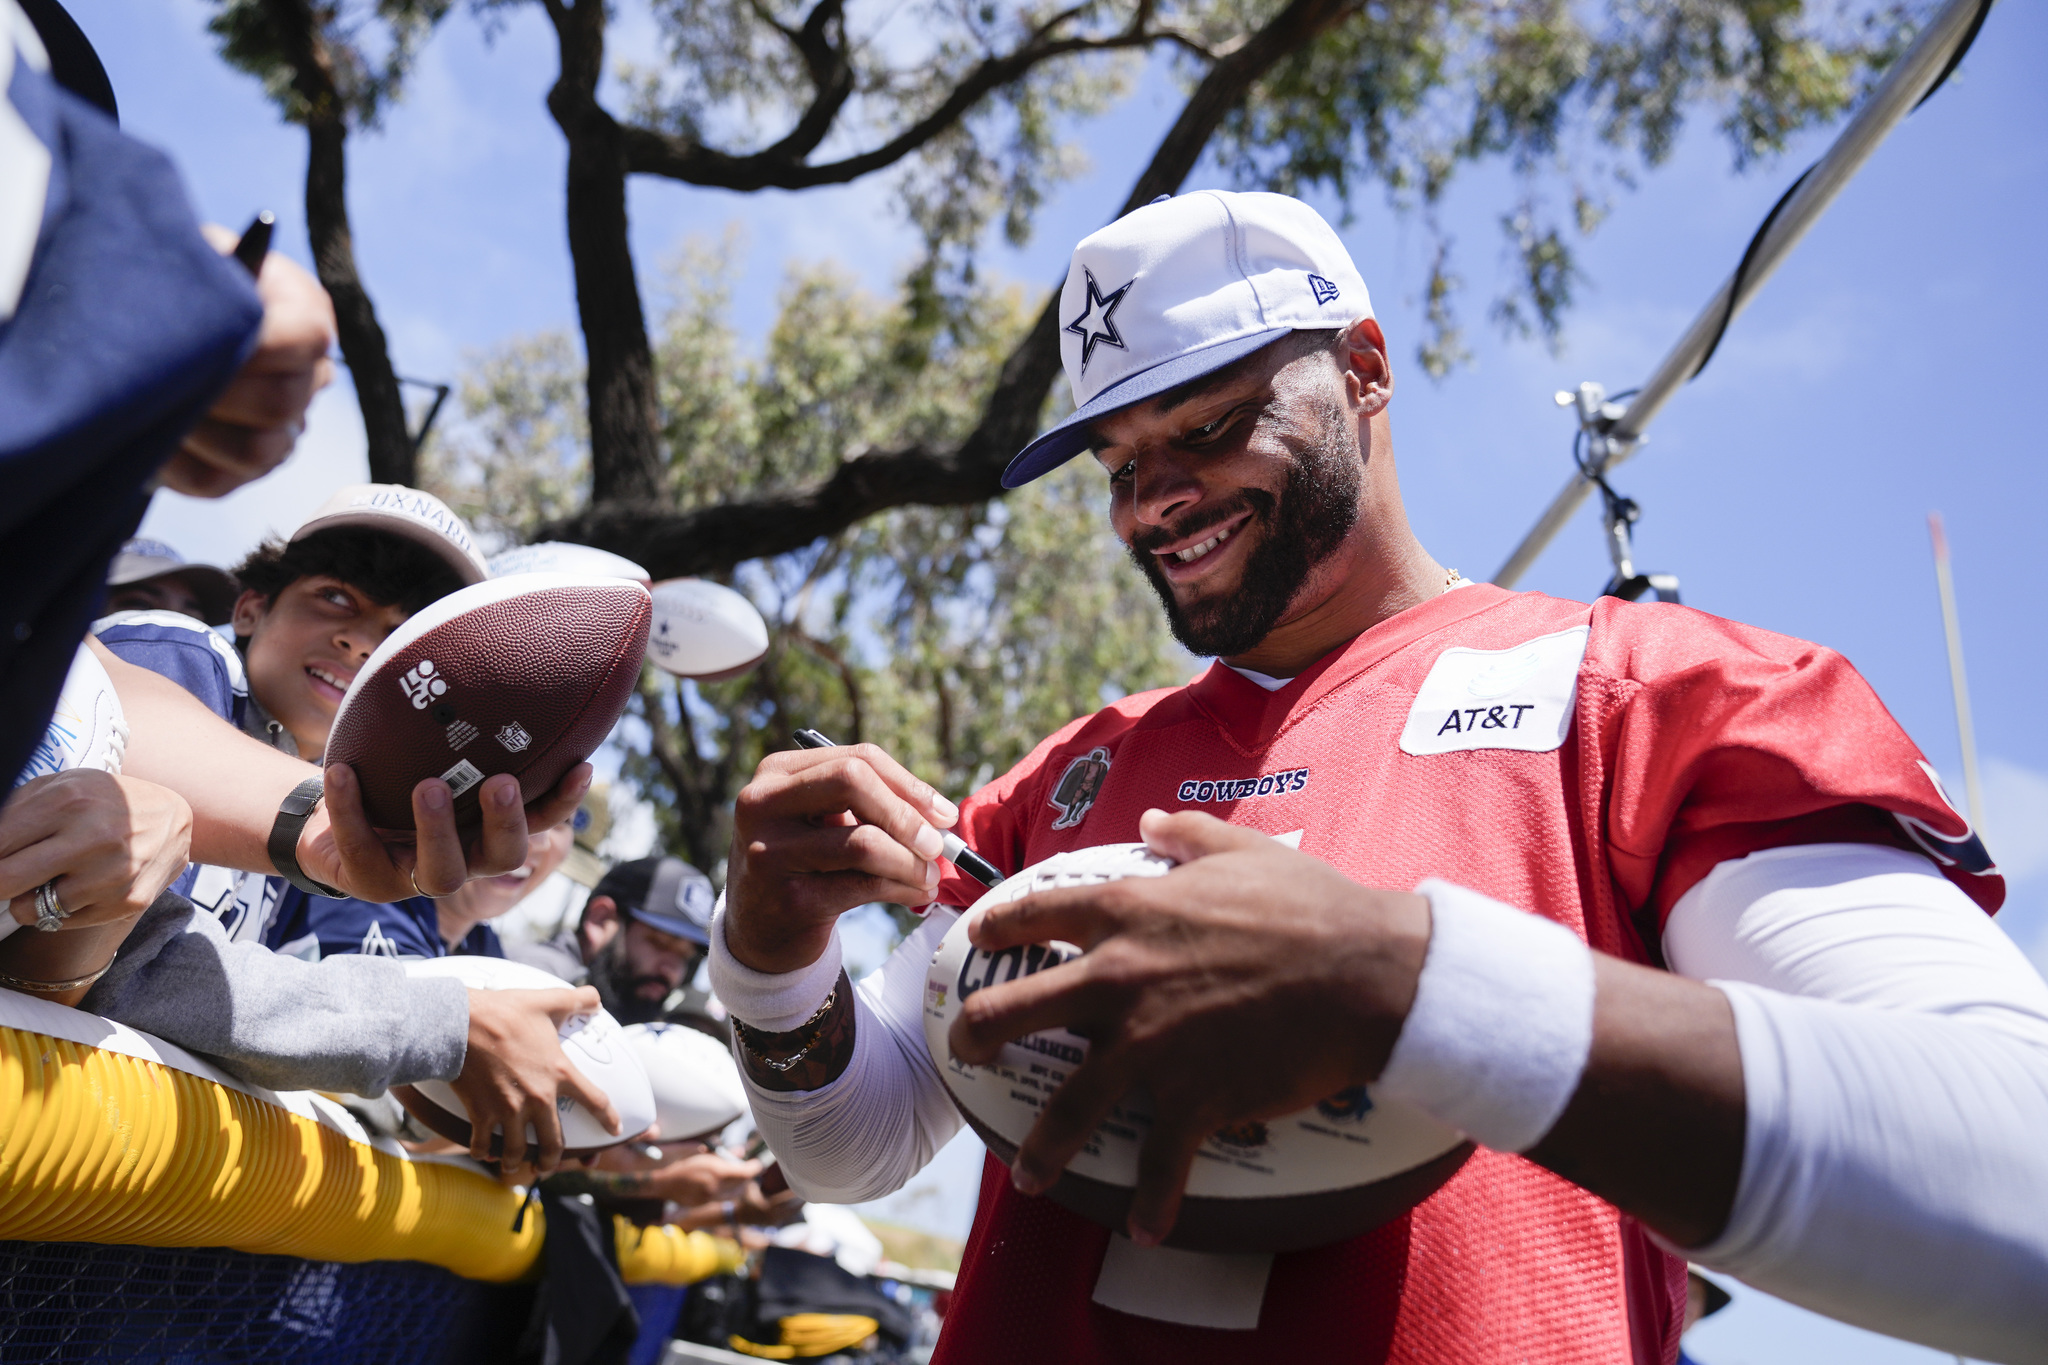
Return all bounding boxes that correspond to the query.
[232,211,274,276]
[792,728,1004,888]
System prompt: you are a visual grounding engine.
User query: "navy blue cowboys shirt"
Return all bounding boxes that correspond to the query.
[262,886,505,962]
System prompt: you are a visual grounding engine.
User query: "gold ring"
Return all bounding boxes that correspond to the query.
[408,866,447,899]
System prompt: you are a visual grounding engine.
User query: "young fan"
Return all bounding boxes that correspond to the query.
[95,483,493,956]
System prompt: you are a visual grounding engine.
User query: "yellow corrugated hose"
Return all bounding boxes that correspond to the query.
[613,1220,745,1284]
[0,1024,742,1287]
[727,1314,881,1359]
[0,1025,542,1280]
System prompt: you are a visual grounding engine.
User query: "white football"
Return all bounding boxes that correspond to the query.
[647,578,770,680]
[622,1021,749,1142]
[397,957,657,1154]
[489,541,651,583]
[924,842,1471,1252]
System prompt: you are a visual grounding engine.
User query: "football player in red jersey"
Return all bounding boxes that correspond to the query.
[711,192,2048,1362]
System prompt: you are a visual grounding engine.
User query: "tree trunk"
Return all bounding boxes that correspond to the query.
[545,0,667,508]
[306,113,414,484]
[260,0,414,486]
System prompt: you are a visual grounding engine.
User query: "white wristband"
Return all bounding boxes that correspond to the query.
[707,893,845,1032]
[1374,879,1596,1153]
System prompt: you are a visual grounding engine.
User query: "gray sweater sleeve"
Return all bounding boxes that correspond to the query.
[80,892,470,1096]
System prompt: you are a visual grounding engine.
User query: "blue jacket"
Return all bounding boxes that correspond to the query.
[1,47,261,785]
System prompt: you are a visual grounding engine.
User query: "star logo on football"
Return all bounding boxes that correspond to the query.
[1063,267,1132,373]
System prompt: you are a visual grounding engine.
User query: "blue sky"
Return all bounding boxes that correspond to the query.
[72,0,2047,1357]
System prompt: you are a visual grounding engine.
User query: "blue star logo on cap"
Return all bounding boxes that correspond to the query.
[1064,267,1132,372]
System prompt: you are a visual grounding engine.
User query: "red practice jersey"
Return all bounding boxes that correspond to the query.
[927,584,2000,1365]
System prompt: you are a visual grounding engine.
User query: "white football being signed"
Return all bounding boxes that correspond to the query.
[396,956,657,1155]
[488,541,651,583]
[622,1021,749,1143]
[924,842,1471,1252]
[647,578,770,680]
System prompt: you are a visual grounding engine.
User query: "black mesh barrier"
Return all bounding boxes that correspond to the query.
[0,1241,533,1363]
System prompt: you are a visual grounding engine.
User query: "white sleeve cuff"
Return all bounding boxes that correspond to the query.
[706,892,845,1032]
[1374,879,1596,1153]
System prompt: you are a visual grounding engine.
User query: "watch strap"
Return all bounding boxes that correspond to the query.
[269,776,344,898]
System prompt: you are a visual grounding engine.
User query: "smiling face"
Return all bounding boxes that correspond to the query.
[447,823,575,923]
[233,577,412,758]
[1091,322,1395,664]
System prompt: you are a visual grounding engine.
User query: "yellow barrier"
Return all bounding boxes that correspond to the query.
[0,1024,543,1281]
[615,1220,745,1285]
[0,1003,747,1290]
[728,1314,881,1359]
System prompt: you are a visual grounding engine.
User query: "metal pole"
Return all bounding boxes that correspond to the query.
[1928,513,1986,832]
[1492,0,1996,588]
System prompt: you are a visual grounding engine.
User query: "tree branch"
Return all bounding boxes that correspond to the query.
[755,0,856,165]
[544,0,1365,576]
[621,19,1161,191]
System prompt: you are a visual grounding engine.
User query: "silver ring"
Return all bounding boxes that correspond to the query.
[33,879,66,932]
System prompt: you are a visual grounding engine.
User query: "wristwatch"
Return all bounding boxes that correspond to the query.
[268,776,345,898]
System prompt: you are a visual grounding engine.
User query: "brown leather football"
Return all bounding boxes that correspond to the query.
[324,574,651,832]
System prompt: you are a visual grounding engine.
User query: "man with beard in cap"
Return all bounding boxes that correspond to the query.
[511,855,716,1026]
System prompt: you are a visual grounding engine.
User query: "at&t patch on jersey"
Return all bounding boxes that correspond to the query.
[1399,626,1588,756]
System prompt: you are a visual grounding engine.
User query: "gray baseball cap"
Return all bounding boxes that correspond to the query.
[106,538,237,624]
[592,855,716,947]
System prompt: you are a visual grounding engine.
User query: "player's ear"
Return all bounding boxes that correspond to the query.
[1337,316,1393,417]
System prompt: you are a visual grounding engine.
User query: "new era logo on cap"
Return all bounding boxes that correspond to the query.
[1006,191,1372,488]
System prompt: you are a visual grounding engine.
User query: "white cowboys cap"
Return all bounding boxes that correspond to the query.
[1003,190,1371,487]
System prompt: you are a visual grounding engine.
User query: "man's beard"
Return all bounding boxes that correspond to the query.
[590,939,677,1026]
[1128,400,1362,658]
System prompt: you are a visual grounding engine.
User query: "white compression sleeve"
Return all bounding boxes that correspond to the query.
[1665,843,2048,1362]
[726,908,965,1205]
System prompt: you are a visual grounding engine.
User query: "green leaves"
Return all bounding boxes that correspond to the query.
[1205,0,1923,371]
[207,0,452,129]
